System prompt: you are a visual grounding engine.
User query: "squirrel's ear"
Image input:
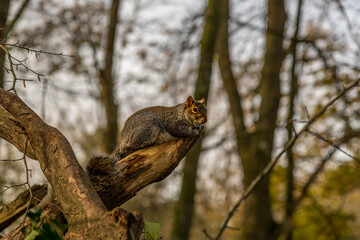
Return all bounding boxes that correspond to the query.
[199,98,205,104]
[186,96,194,108]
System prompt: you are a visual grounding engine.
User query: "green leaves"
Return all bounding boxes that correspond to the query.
[24,229,39,240]
[143,221,163,240]
[21,208,68,240]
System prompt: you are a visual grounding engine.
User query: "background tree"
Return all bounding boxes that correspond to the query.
[0,0,10,88]
[171,0,220,239]
[218,0,286,239]
[99,0,120,153]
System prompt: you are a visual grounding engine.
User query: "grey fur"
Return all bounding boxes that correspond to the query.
[111,100,207,159]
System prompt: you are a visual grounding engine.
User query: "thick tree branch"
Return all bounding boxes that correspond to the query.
[0,108,36,159]
[88,135,200,210]
[0,89,138,239]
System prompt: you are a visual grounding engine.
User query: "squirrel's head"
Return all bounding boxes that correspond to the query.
[184,96,207,127]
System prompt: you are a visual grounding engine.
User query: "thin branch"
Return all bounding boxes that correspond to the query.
[10,54,45,78]
[0,183,27,194]
[3,41,75,57]
[294,148,337,207]
[306,130,360,163]
[0,157,23,162]
[203,229,214,240]
[213,78,360,240]
[21,136,33,224]
[0,43,18,94]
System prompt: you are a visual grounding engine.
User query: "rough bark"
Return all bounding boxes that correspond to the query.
[0,184,48,231]
[0,89,140,239]
[99,0,121,153]
[88,135,200,210]
[0,108,36,159]
[171,0,221,239]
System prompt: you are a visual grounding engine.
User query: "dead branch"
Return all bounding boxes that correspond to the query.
[3,42,75,57]
[88,135,200,210]
[1,201,66,240]
[0,184,48,231]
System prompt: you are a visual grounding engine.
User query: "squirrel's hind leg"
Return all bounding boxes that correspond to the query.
[115,121,165,159]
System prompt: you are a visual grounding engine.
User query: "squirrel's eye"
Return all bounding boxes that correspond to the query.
[192,107,198,113]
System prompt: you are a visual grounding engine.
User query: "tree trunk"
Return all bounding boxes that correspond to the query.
[0,0,11,88]
[284,1,302,239]
[171,1,221,239]
[218,0,286,239]
[99,0,121,153]
[241,1,287,239]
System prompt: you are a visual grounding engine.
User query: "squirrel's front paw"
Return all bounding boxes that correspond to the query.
[192,127,200,135]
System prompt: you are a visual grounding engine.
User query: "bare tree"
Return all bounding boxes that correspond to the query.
[171,0,221,239]
[217,0,286,239]
[99,0,121,153]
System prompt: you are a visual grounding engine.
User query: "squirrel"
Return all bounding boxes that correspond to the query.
[112,96,207,159]
[87,96,207,175]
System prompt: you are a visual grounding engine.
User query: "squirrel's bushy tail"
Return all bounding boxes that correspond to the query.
[87,156,115,176]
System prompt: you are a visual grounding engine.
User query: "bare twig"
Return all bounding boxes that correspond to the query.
[10,54,45,78]
[0,183,27,194]
[0,44,18,94]
[294,148,337,207]
[21,136,33,224]
[0,41,73,93]
[3,41,75,57]
[203,229,214,240]
[0,157,23,162]
[212,78,360,240]
[0,135,33,226]
[306,130,360,163]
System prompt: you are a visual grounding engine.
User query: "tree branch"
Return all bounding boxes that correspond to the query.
[88,135,200,210]
[0,89,138,239]
[0,107,36,159]
[0,184,48,231]
[212,78,360,240]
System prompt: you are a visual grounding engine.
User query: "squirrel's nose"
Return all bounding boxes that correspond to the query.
[199,117,206,124]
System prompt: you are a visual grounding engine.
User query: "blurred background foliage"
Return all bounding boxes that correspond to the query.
[1,0,360,239]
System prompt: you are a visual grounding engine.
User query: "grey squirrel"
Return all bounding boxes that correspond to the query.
[87,96,207,175]
[112,96,207,159]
